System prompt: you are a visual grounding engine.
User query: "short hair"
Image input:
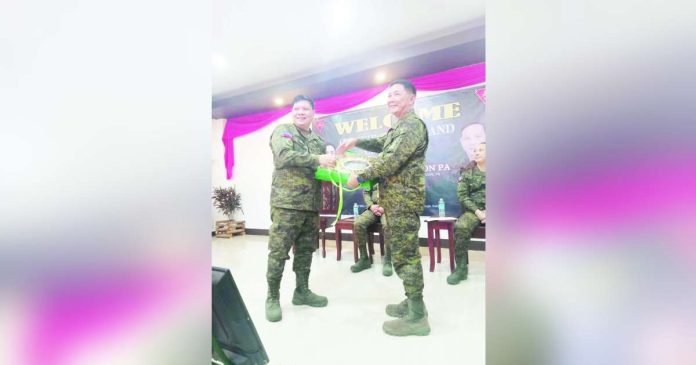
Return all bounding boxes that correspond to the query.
[292,94,315,109]
[389,79,416,96]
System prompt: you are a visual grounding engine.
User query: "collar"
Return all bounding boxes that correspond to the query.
[399,109,417,120]
[393,110,417,126]
[292,124,314,139]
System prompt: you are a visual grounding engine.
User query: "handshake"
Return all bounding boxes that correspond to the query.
[318,138,359,168]
[314,168,374,190]
[318,154,336,168]
[316,138,373,189]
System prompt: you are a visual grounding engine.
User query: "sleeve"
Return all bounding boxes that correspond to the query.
[356,133,388,153]
[358,119,424,181]
[270,127,320,169]
[458,171,481,213]
[362,186,374,207]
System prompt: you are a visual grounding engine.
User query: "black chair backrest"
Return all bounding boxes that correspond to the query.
[212,267,269,365]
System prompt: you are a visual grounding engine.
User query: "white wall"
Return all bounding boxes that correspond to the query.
[212,89,460,238]
[211,113,291,230]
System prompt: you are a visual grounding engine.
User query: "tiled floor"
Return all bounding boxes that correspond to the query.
[212,234,485,365]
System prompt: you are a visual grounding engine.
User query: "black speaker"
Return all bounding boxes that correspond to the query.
[212,266,269,365]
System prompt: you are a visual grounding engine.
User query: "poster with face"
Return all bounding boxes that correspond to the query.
[314,85,485,216]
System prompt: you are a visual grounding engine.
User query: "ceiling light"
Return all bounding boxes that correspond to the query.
[375,72,386,83]
[273,97,284,106]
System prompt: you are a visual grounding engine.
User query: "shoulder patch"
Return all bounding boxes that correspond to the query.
[281,132,294,140]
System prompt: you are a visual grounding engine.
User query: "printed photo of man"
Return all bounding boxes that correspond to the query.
[460,123,486,162]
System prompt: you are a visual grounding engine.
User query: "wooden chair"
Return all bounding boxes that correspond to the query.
[291,182,337,256]
[472,224,486,240]
[331,217,384,262]
[319,182,338,257]
[425,218,486,272]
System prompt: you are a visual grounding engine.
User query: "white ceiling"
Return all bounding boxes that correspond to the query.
[212,0,485,97]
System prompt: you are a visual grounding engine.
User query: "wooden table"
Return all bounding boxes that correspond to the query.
[424,217,457,272]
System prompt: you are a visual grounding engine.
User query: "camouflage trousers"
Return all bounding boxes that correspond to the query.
[383,209,424,299]
[266,207,319,297]
[454,211,482,266]
[353,209,380,252]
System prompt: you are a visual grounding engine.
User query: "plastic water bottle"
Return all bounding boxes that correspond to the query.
[438,198,445,217]
[353,203,359,217]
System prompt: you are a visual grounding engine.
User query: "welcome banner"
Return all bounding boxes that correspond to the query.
[313,85,486,217]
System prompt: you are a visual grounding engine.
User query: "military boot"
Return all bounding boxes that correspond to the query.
[382,245,393,277]
[350,245,371,273]
[446,265,469,285]
[446,250,469,285]
[385,298,408,318]
[265,283,282,322]
[383,297,431,336]
[292,271,328,307]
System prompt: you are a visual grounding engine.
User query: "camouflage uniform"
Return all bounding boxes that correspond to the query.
[356,110,428,299]
[451,163,486,282]
[266,123,326,306]
[351,185,392,274]
[354,185,380,255]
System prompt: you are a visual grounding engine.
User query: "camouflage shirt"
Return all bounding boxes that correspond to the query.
[269,123,326,211]
[356,110,428,213]
[457,164,486,213]
[363,183,380,208]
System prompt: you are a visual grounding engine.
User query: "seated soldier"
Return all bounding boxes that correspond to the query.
[448,142,486,285]
[350,184,393,276]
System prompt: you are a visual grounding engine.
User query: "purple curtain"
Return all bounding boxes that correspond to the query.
[413,62,485,91]
[222,62,485,179]
[221,107,291,179]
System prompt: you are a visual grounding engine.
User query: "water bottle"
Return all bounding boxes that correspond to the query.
[438,198,445,217]
[353,203,359,217]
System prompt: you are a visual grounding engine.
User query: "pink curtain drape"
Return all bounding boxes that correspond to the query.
[222,62,485,179]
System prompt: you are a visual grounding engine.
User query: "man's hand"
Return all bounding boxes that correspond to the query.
[370,204,384,216]
[346,172,359,189]
[336,138,357,156]
[475,209,486,222]
[318,154,336,168]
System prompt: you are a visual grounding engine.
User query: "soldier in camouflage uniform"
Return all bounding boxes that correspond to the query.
[448,142,486,285]
[265,95,337,322]
[350,184,393,276]
[340,79,430,336]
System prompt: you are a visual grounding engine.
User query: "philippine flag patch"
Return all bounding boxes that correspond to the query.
[281,132,294,140]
